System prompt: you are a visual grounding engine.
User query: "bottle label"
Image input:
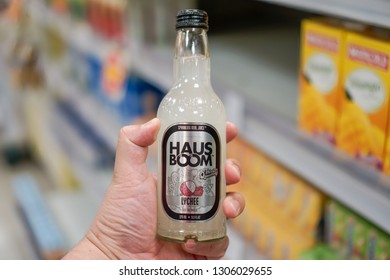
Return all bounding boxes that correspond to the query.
[162,123,220,221]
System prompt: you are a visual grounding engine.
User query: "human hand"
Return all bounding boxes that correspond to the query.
[63,118,244,260]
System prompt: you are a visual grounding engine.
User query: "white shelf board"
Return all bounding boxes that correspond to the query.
[257,0,390,28]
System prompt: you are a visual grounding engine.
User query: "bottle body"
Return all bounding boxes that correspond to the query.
[157,78,226,242]
[157,22,226,242]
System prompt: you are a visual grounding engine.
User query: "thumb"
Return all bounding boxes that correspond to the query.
[111,118,160,186]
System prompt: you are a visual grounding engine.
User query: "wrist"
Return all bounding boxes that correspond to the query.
[62,232,112,260]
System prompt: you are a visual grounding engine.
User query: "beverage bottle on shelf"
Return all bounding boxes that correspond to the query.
[157,9,227,242]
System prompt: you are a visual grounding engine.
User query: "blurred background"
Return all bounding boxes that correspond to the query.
[0,0,389,260]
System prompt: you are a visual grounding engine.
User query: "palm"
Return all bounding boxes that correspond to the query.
[94,168,198,259]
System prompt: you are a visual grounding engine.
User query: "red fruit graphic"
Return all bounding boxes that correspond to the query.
[193,186,204,196]
[180,181,195,196]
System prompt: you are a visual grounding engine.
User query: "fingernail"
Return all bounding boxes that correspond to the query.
[229,198,241,216]
[185,240,196,250]
[232,162,241,178]
[141,118,158,129]
[142,118,160,140]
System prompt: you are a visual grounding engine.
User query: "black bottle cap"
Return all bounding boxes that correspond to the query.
[176,9,208,31]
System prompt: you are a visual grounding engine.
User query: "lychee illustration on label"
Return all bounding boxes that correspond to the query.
[162,123,221,221]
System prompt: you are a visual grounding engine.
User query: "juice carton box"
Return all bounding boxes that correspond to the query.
[384,108,390,175]
[233,177,259,240]
[246,147,265,186]
[293,180,324,235]
[226,135,242,160]
[337,32,390,170]
[275,170,311,223]
[384,141,390,175]
[235,137,264,186]
[270,167,303,223]
[298,18,347,144]
[259,157,277,201]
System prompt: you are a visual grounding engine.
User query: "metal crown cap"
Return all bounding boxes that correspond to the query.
[176,9,209,31]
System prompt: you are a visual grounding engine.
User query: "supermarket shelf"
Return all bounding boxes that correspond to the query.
[24,1,390,232]
[132,36,390,234]
[257,0,390,28]
[244,100,390,234]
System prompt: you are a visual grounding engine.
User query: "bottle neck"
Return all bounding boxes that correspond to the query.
[173,28,210,84]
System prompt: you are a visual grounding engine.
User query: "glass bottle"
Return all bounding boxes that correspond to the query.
[157,9,226,242]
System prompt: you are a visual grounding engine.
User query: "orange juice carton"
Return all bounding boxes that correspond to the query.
[227,136,246,163]
[237,178,260,241]
[384,110,390,175]
[270,166,301,221]
[337,32,390,170]
[253,209,267,253]
[285,232,316,260]
[246,148,265,186]
[274,223,316,260]
[298,18,347,144]
[260,157,277,200]
[384,139,390,175]
[283,175,304,221]
[263,224,278,259]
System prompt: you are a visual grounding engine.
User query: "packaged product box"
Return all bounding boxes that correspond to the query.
[294,180,324,234]
[325,200,347,251]
[283,176,305,221]
[246,147,265,186]
[231,177,258,240]
[384,141,390,175]
[337,32,390,170]
[328,201,358,259]
[270,167,308,227]
[384,114,390,175]
[270,167,291,210]
[298,18,347,144]
[260,157,277,200]
[251,181,280,255]
[366,225,390,260]
[226,136,240,160]
[300,244,341,260]
[273,169,310,223]
[252,209,267,253]
[286,233,317,260]
[263,224,278,259]
[326,200,390,260]
[344,215,361,259]
[265,216,316,260]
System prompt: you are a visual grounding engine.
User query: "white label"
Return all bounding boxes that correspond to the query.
[161,123,220,221]
[304,53,337,94]
[345,68,385,113]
